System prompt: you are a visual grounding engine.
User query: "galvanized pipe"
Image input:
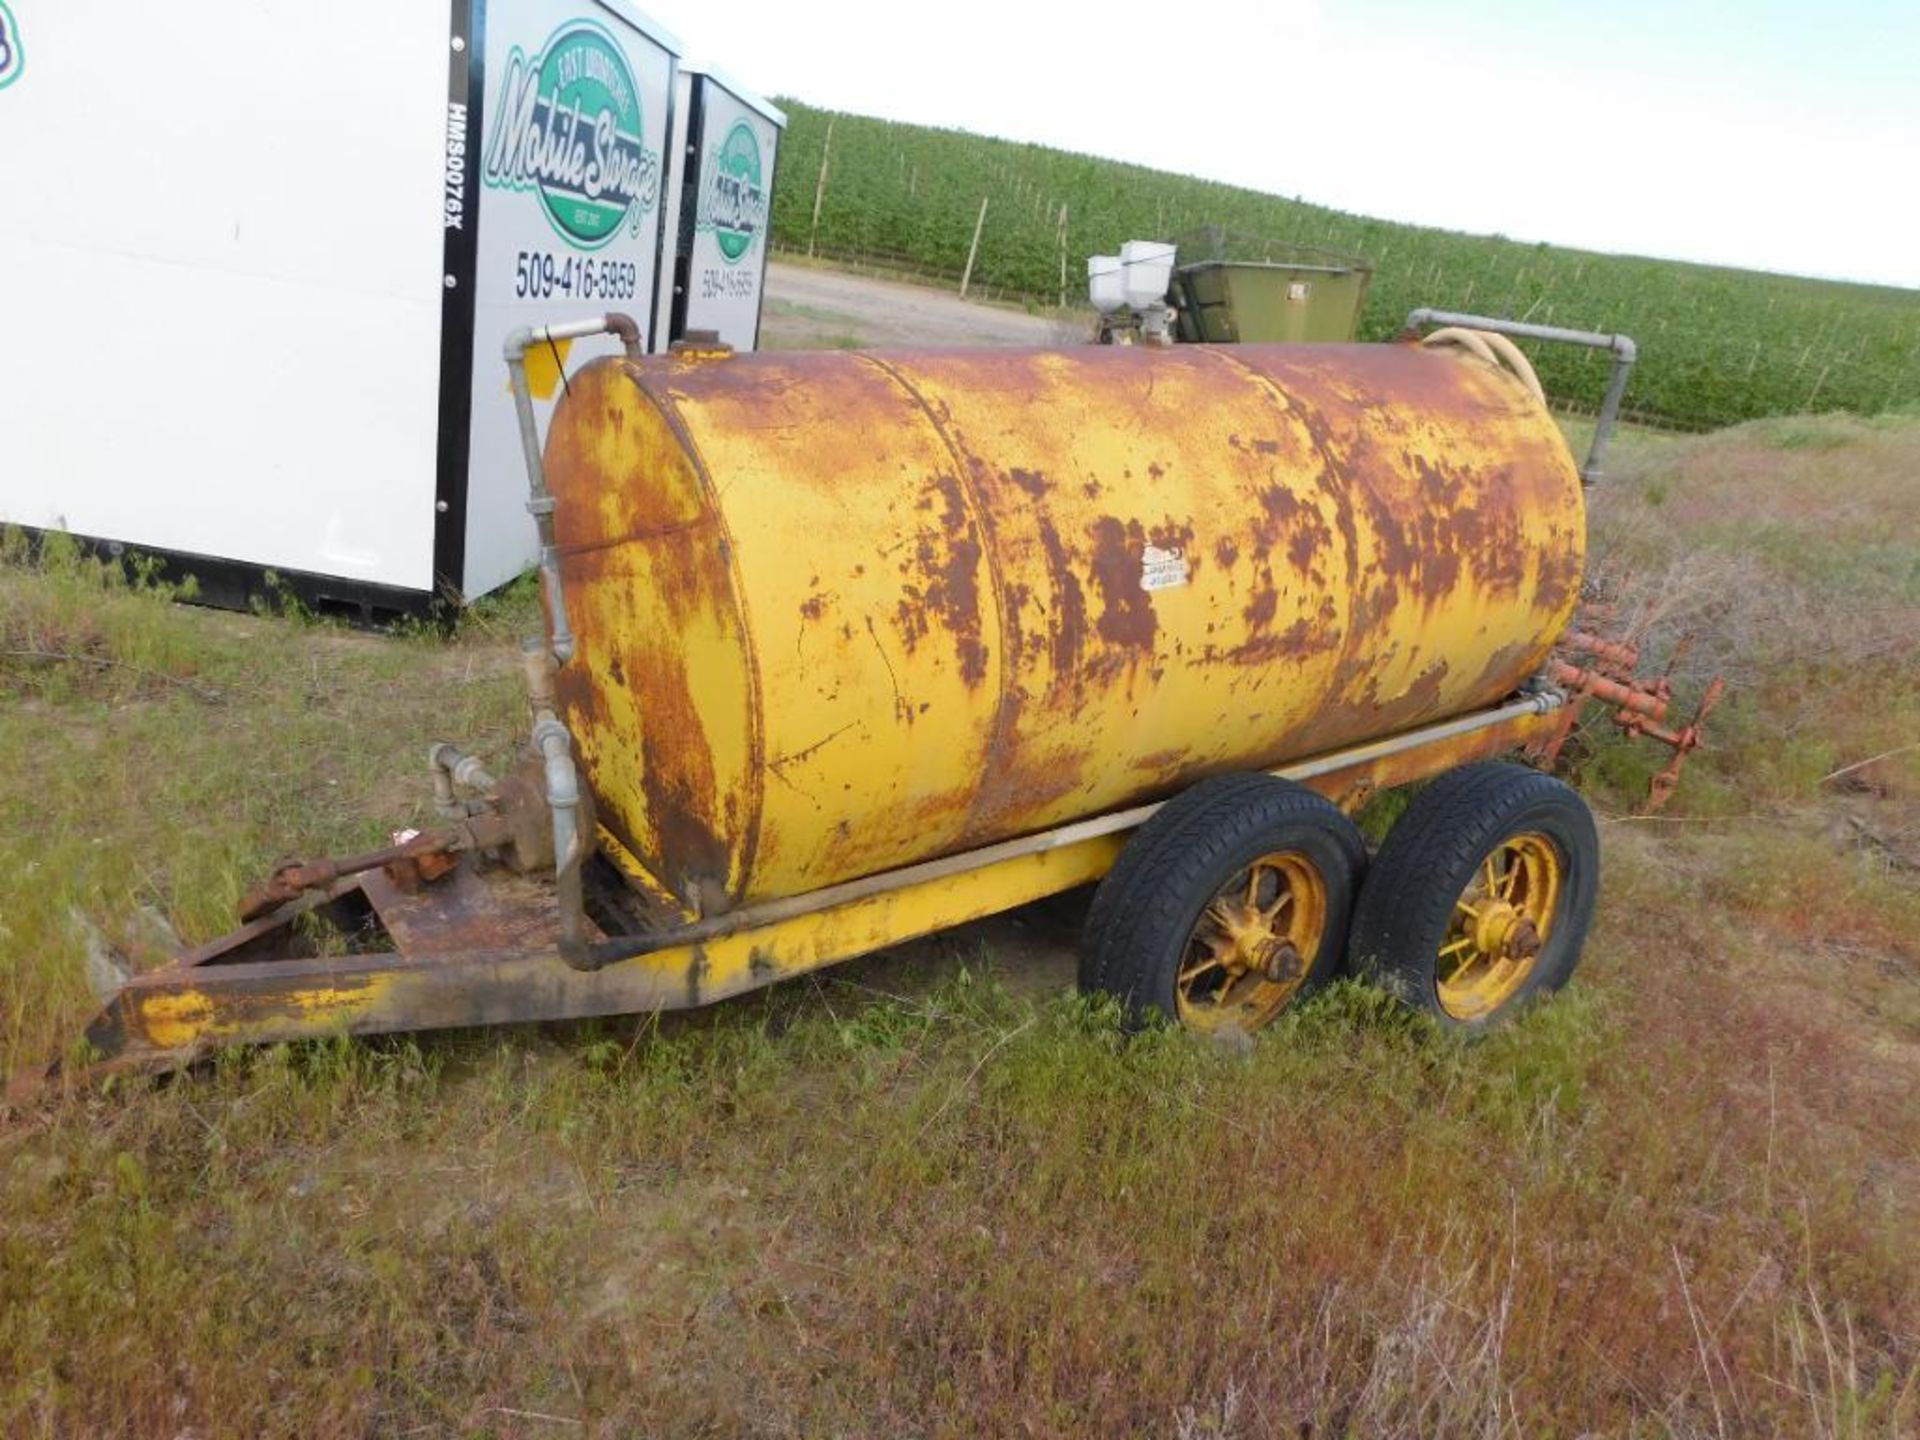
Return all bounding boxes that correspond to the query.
[503,313,642,665]
[577,693,1564,971]
[531,713,590,969]
[428,743,497,818]
[519,636,558,718]
[1404,307,1637,486]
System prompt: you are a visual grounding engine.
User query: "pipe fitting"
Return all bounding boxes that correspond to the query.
[532,715,593,971]
[503,313,640,668]
[532,717,580,812]
[520,637,557,716]
[1404,307,1638,487]
[428,742,498,818]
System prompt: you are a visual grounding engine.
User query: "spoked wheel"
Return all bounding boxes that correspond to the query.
[1349,762,1599,1032]
[1081,774,1365,1034]
[1176,851,1329,1033]
[1435,831,1562,1020]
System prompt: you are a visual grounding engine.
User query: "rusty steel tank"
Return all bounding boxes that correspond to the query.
[541,342,1585,915]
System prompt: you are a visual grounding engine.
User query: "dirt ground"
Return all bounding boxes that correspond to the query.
[760,258,1070,349]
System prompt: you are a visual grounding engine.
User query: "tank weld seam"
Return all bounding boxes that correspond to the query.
[626,369,768,910]
[1193,345,1374,724]
[854,353,1017,845]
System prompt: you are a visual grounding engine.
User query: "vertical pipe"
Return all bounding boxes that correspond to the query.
[503,315,634,666]
[1402,309,1639,486]
[505,350,577,664]
[532,714,590,970]
[520,636,557,717]
[1583,338,1637,486]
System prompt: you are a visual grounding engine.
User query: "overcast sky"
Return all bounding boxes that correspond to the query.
[641,0,1919,289]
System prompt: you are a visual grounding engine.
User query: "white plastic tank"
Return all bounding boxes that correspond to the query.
[1120,240,1177,310]
[1087,255,1127,314]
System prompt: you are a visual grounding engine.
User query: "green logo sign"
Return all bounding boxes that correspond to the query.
[481,21,659,250]
[700,121,767,265]
[0,1,24,91]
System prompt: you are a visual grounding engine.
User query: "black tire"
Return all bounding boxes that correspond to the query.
[1080,774,1367,1033]
[1348,762,1599,1032]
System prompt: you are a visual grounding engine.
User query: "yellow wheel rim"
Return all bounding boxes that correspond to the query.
[1176,851,1328,1035]
[1436,831,1563,1020]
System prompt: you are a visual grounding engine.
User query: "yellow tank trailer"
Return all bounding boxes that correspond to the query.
[27,311,1719,1085]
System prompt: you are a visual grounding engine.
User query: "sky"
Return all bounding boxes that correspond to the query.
[638,0,1920,289]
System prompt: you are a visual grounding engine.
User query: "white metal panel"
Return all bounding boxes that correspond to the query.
[461,0,679,598]
[0,1,447,591]
[651,67,697,354]
[676,72,783,351]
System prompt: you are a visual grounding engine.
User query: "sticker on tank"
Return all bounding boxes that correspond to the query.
[1140,544,1191,592]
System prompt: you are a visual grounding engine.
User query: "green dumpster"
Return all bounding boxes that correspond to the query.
[1171,228,1372,344]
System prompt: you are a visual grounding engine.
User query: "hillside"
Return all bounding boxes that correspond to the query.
[768,99,1920,429]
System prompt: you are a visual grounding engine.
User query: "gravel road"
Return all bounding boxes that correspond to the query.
[759,260,1073,350]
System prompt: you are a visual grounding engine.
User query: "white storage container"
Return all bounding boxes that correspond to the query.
[0,0,694,618]
[652,68,786,353]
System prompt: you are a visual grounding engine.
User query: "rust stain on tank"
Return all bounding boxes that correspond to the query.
[1243,583,1278,631]
[1087,516,1157,650]
[893,469,990,688]
[1148,517,1196,559]
[1228,616,1338,667]
[1035,514,1089,678]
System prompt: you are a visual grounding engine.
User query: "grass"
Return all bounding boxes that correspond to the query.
[2,411,1918,1435]
[769,100,1920,429]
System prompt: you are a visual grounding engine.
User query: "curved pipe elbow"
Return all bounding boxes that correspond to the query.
[604,312,642,358]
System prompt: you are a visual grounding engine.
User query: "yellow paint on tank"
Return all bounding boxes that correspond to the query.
[542,342,1584,914]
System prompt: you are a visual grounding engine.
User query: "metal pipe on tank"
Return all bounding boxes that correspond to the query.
[502,314,644,665]
[531,713,590,969]
[1403,309,1637,485]
[427,743,497,818]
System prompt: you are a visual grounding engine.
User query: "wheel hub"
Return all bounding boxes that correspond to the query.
[1176,852,1328,1034]
[1436,831,1564,1020]
[1472,900,1542,961]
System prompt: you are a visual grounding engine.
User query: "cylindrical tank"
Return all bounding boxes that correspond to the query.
[542,342,1584,914]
